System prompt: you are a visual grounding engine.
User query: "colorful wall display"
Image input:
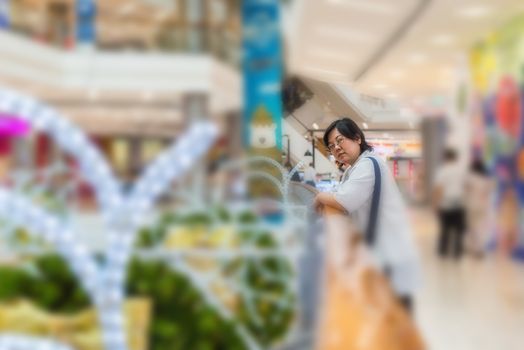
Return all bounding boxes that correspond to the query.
[469,14,524,259]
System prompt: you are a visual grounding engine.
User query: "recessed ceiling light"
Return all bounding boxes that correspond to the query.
[362,122,369,129]
[312,122,319,130]
[315,26,375,43]
[430,34,456,46]
[373,83,388,90]
[456,5,492,19]
[389,69,405,79]
[407,53,427,64]
[299,66,349,79]
[327,0,396,15]
[307,48,353,63]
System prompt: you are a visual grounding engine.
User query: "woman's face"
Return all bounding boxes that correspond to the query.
[327,128,362,166]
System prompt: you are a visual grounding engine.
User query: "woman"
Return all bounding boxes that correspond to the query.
[314,118,420,311]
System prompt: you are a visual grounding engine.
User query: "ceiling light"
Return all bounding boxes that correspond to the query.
[307,48,353,63]
[407,53,427,64]
[430,34,456,46]
[312,122,319,130]
[456,5,492,18]
[299,66,349,79]
[373,83,388,90]
[389,69,405,79]
[362,122,369,129]
[315,26,375,43]
[328,0,396,15]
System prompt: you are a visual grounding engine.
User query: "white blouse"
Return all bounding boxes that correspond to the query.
[334,150,421,296]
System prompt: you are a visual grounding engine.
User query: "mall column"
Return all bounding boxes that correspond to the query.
[0,0,9,29]
[76,0,96,49]
[184,93,209,207]
[242,0,284,197]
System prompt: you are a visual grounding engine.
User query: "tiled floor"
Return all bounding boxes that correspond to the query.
[411,207,524,350]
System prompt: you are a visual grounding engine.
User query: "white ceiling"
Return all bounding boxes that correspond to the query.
[287,0,524,119]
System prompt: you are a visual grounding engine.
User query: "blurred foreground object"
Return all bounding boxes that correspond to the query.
[316,207,425,350]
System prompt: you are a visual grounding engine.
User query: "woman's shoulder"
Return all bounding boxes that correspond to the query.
[357,152,386,169]
[344,156,375,180]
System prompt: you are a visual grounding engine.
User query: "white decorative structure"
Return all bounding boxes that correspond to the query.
[0,88,218,350]
[0,335,74,350]
[0,88,310,350]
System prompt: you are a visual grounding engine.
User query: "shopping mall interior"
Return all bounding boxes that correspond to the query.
[0,0,524,350]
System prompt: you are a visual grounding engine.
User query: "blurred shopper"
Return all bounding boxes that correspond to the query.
[314,118,420,312]
[304,162,317,187]
[432,149,467,259]
[465,159,494,258]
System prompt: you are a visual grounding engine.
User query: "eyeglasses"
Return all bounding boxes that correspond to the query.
[327,135,346,152]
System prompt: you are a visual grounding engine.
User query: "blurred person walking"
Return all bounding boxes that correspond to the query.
[314,118,420,312]
[465,159,494,258]
[304,162,317,188]
[432,149,467,259]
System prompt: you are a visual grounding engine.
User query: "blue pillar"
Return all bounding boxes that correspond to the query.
[76,0,96,47]
[242,0,283,155]
[0,0,9,29]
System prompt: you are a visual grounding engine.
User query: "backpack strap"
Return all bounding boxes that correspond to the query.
[365,157,382,246]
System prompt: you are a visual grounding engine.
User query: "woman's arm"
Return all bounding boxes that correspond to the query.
[314,192,347,213]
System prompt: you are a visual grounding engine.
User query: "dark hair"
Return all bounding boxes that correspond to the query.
[323,118,373,154]
[470,158,488,175]
[443,148,457,162]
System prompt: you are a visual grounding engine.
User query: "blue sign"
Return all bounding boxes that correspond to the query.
[242,0,283,151]
[76,0,96,44]
[0,0,9,29]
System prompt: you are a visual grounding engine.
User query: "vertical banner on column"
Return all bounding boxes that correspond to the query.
[0,0,9,29]
[76,0,96,46]
[242,0,283,162]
